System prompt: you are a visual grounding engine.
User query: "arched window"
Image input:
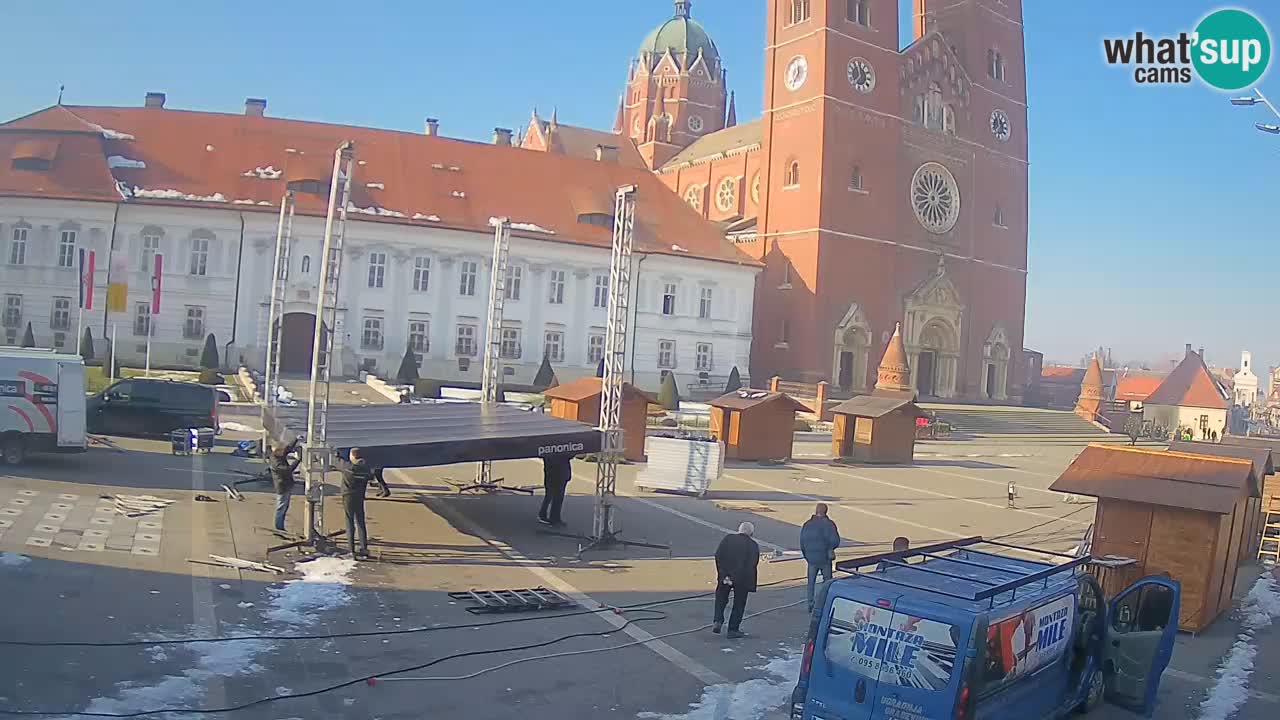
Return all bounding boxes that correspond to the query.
[301,255,311,274]
[847,0,869,25]
[913,95,926,125]
[926,84,944,130]
[790,0,811,25]
[943,105,956,135]
[849,165,863,191]
[993,205,1005,227]
[988,49,1005,82]
[784,160,800,188]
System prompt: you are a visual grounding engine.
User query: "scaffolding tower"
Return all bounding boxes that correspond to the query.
[263,190,296,409]
[302,141,356,544]
[474,218,513,489]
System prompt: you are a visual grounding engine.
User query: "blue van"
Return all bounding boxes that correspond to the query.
[791,537,1180,720]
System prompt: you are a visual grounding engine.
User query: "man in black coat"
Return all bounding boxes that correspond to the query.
[334,447,374,558]
[713,522,761,639]
[269,438,302,532]
[538,455,572,527]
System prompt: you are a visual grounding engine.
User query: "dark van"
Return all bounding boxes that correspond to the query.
[792,537,1180,720]
[87,379,221,437]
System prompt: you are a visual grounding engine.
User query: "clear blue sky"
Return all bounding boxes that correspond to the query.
[1,1,1274,373]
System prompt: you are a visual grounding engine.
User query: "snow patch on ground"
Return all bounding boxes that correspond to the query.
[219,421,258,433]
[77,557,359,716]
[0,553,31,567]
[1199,571,1280,720]
[637,649,801,720]
[107,156,146,169]
[132,187,227,203]
[265,557,358,626]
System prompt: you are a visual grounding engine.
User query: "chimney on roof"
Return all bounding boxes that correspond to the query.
[594,145,619,162]
[1186,343,1193,357]
[144,92,166,109]
[424,118,440,137]
[492,127,513,146]
[1199,347,1205,359]
[244,98,267,117]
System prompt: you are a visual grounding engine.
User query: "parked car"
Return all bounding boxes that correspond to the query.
[791,537,1179,720]
[87,378,221,438]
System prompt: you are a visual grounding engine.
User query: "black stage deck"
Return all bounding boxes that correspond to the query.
[263,402,602,468]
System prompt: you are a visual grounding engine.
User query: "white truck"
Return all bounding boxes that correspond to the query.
[0,349,88,465]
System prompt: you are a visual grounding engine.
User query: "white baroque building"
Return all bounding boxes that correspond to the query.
[0,98,759,392]
[1233,350,1258,408]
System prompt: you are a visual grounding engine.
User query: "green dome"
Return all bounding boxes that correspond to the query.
[638,2,719,66]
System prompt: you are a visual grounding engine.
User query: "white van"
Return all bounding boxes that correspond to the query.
[0,349,88,465]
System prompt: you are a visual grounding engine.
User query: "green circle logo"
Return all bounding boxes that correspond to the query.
[1193,9,1271,90]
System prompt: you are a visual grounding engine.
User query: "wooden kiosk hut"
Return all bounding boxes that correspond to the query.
[708,389,809,461]
[1220,435,1280,504]
[1050,445,1261,632]
[544,377,655,462]
[829,323,925,464]
[1169,440,1272,563]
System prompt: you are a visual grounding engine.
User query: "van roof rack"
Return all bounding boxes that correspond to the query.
[835,536,1091,604]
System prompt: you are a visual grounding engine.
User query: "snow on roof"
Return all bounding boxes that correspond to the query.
[347,203,405,218]
[365,182,385,190]
[107,156,146,169]
[489,216,555,235]
[451,190,466,198]
[132,187,227,203]
[86,122,134,141]
[412,213,441,222]
[242,166,282,180]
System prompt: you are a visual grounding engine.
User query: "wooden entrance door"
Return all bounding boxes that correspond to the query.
[278,313,328,375]
[917,351,936,397]
[986,363,997,399]
[838,352,854,390]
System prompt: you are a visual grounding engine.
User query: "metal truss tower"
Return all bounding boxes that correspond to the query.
[475,218,512,488]
[263,190,296,409]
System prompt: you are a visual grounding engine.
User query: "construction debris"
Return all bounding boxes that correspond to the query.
[192,554,288,574]
[111,495,176,518]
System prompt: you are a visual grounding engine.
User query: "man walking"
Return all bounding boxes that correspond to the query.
[538,455,572,527]
[335,447,374,558]
[269,437,302,533]
[370,466,392,498]
[712,522,761,639]
[800,503,841,613]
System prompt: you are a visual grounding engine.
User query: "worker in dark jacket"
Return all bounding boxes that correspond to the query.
[334,447,373,558]
[800,503,841,612]
[712,522,761,639]
[269,438,302,532]
[538,455,572,527]
[370,466,391,498]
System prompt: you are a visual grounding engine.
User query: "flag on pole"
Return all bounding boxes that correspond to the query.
[151,254,163,314]
[107,254,128,313]
[78,249,96,310]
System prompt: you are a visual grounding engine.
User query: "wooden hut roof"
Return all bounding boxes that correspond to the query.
[1049,445,1257,514]
[709,389,809,412]
[1169,441,1273,480]
[1220,435,1280,458]
[542,377,656,404]
[829,395,926,419]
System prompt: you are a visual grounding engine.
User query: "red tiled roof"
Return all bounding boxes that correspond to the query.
[0,105,756,267]
[1144,351,1229,410]
[1041,365,1081,380]
[1115,374,1165,402]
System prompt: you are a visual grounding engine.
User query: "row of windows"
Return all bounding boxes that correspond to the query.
[789,0,869,27]
[128,303,205,339]
[360,317,716,372]
[2,293,205,341]
[365,254,613,308]
[6,226,220,278]
[6,227,78,268]
[1,294,71,331]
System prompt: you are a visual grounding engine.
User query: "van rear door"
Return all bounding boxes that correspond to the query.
[807,594,891,720]
[867,603,967,720]
[55,361,86,449]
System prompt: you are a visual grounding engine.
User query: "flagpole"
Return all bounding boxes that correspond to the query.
[74,306,83,357]
[111,324,117,383]
[145,321,152,377]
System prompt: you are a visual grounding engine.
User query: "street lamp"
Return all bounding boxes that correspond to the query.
[1231,88,1280,134]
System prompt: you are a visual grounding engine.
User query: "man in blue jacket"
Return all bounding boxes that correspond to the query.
[800,503,841,613]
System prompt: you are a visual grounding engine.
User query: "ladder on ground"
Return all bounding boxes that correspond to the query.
[1260,508,1280,564]
[263,190,296,408]
[302,141,356,543]
[474,218,512,489]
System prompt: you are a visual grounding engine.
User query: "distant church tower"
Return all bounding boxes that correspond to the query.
[621,1,729,169]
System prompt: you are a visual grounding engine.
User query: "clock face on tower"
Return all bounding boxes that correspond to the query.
[847,58,875,94]
[785,55,809,92]
[632,116,642,136]
[990,109,1011,142]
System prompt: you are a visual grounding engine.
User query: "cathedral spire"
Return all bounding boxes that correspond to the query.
[875,323,914,397]
[674,1,691,19]
[726,91,737,128]
[613,94,625,134]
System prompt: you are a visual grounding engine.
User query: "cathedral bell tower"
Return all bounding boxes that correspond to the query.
[622,1,729,169]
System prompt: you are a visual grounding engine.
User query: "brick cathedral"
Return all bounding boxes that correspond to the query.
[528,0,1028,401]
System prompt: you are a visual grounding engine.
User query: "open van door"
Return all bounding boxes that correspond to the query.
[1103,576,1180,717]
[55,361,86,450]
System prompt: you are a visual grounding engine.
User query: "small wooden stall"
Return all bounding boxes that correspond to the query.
[1220,435,1280,505]
[1050,445,1260,632]
[1170,440,1272,564]
[544,377,656,462]
[829,395,926,464]
[708,389,809,461]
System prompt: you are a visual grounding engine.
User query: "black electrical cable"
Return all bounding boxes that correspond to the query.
[0,609,671,718]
